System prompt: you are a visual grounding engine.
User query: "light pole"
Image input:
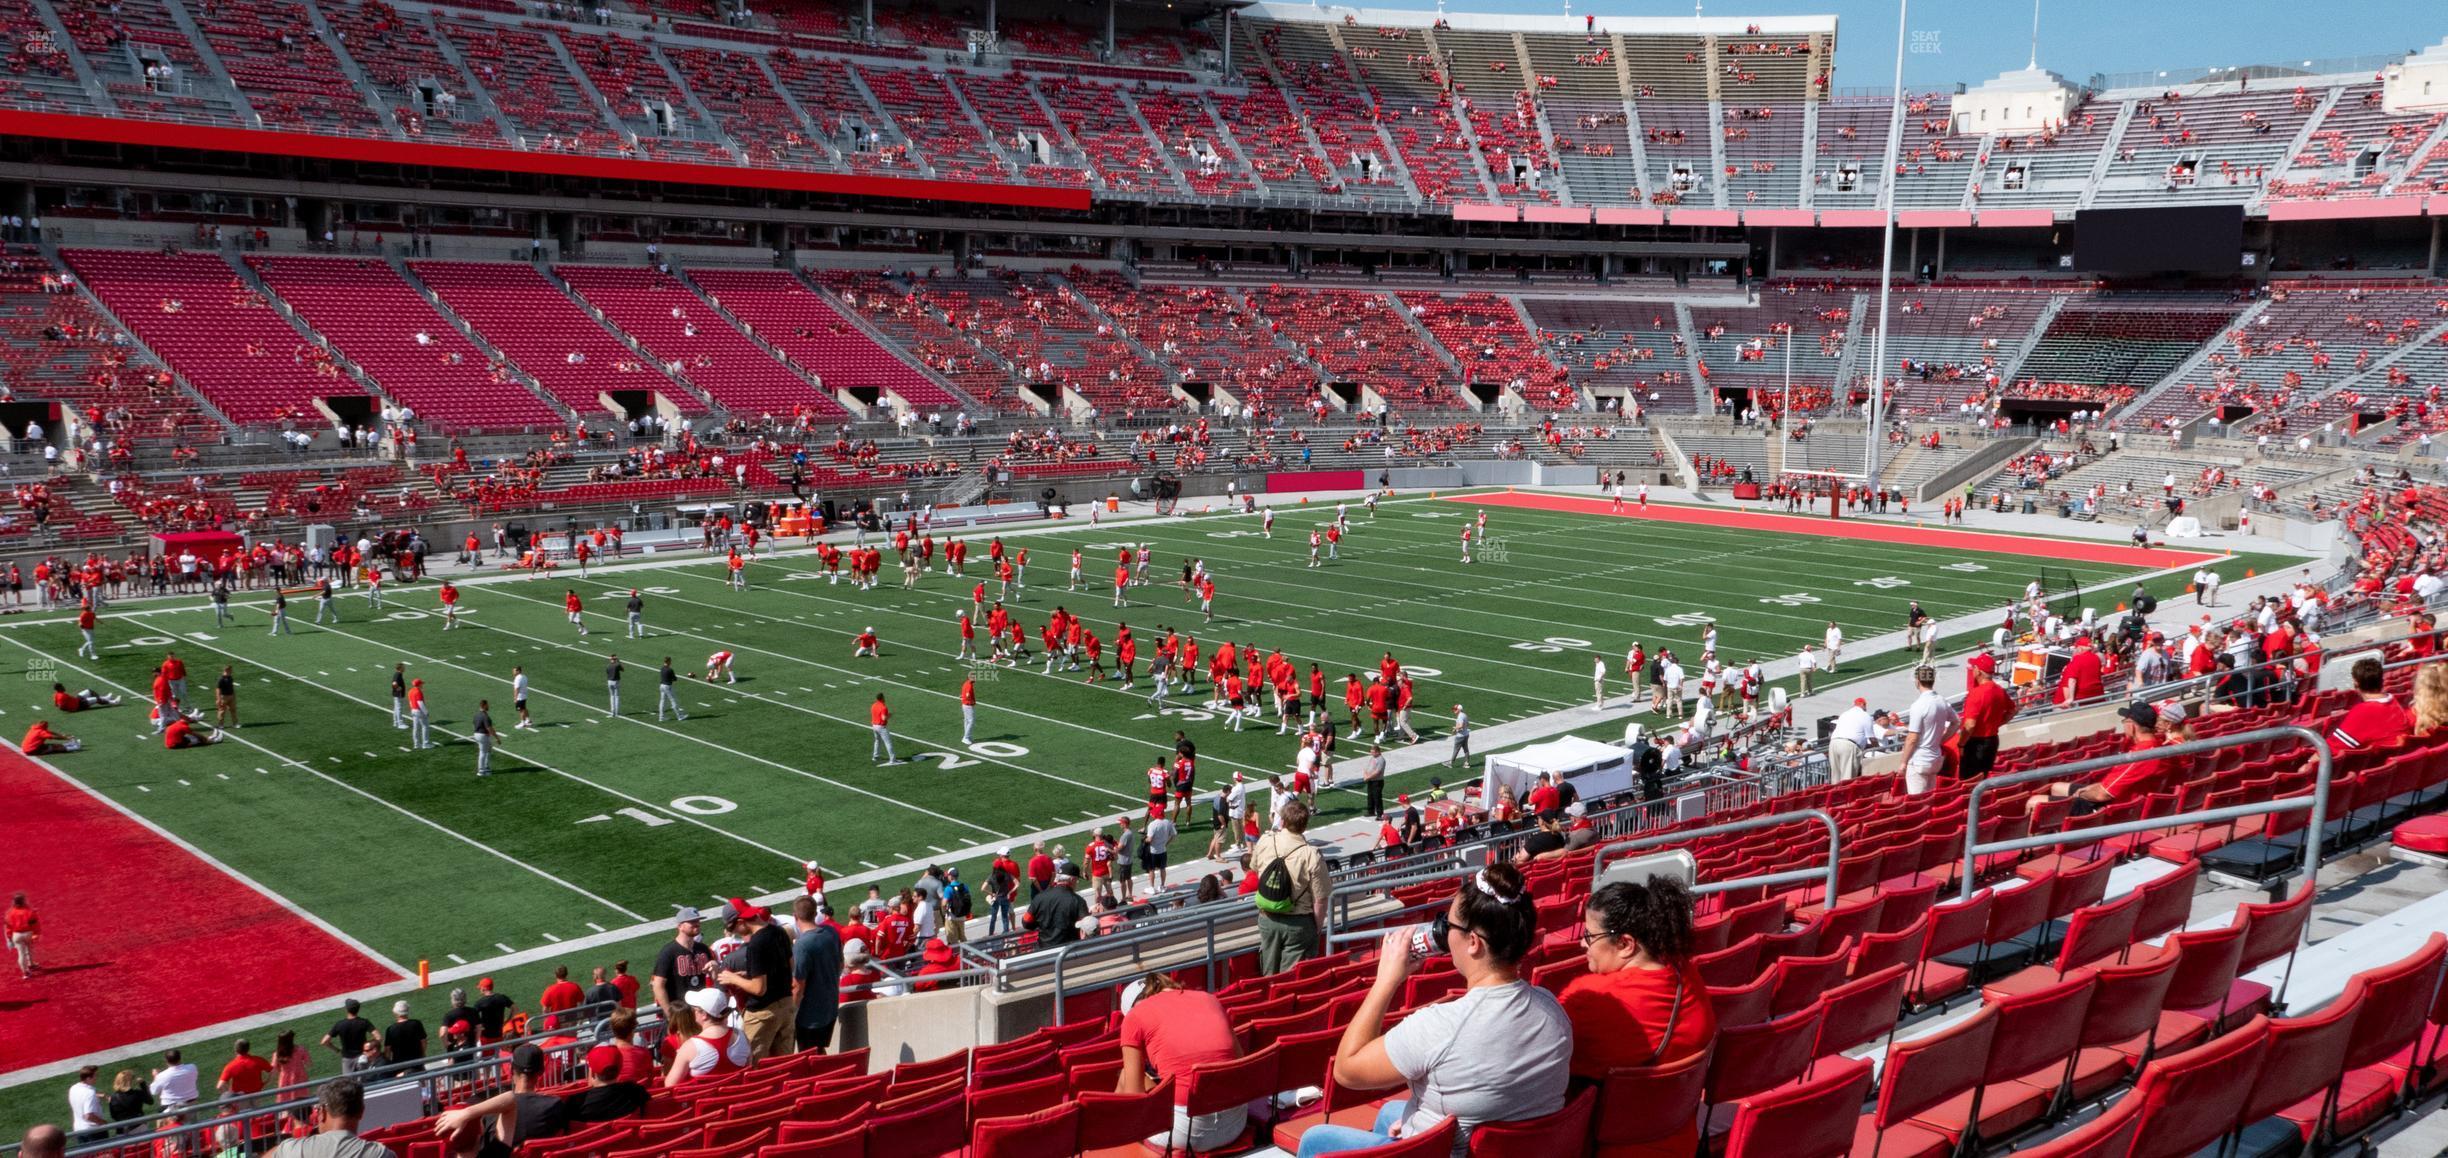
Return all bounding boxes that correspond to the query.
[1781,328,1794,444]
[1865,0,1912,485]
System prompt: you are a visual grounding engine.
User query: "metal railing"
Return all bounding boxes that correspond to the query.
[1591,809,1843,906]
[1956,725,2336,908]
[42,1001,657,1158]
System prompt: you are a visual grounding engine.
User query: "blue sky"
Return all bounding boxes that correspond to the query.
[1357,0,2441,92]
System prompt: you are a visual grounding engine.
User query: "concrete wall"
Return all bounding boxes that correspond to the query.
[1912,436,2036,503]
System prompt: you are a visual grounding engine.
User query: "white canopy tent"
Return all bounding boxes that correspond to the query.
[1483,735,1635,809]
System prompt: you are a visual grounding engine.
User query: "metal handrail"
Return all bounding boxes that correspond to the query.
[1591,809,1843,906]
[46,1003,661,1158]
[1956,725,2336,904]
[44,999,629,1150]
[1977,617,2428,721]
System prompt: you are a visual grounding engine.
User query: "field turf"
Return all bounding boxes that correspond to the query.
[0,490,2296,1113]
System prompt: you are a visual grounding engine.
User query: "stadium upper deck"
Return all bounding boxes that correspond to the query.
[2,0,2444,220]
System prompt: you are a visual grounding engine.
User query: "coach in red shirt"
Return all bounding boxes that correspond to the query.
[1958,664,2018,780]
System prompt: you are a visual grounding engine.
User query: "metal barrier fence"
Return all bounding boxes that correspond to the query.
[1590,809,1845,907]
[46,1002,659,1158]
[1956,725,2334,903]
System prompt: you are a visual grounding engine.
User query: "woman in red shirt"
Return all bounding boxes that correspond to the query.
[1559,878,1718,1158]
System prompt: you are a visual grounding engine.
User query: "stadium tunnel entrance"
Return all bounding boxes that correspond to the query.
[1996,396,2108,429]
[607,388,658,422]
[325,393,376,432]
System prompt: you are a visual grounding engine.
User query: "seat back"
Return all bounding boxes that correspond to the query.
[1706,970,1777,1029]
[1923,893,1993,960]
[1073,1077,1175,1151]
[1695,935,1766,989]
[1704,1002,1826,1105]
[2131,861,2202,944]
[2079,951,2182,1049]
[1465,1086,1595,1158]
[2337,934,2447,1073]
[756,1124,866,1158]
[1820,896,1887,949]
[2053,891,2143,975]
[2123,1017,2273,1158]
[1269,1025,1343,1105]
[1181,1044,1279,1118]
[2158,921,2248,1012]
[1722,1055,1874,1158]
[861,1090,964,1158]
[1594,1048,1713,1149]
[1852,914,1931,979]
[966,1073,1069,1125]
[1874,1003,1999,1130]
[1986,875,2057,945]
[1814,964,1911,1057]
[1984,973,2097,1085]
[2050,855,2117,920]
[2234,986,2363,1127]
[968,1103,1079,1158]
[1769,948,1851,1016]
[2233,885,2316,974]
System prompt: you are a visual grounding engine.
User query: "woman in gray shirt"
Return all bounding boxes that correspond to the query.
[1293,862,1571,1157]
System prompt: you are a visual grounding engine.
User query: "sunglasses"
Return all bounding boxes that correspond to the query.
[1428,911,1477,947]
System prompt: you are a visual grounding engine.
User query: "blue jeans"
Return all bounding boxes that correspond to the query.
[1295,1101,1410,1158]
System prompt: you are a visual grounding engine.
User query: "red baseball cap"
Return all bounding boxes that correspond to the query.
[585,1043,622,1080]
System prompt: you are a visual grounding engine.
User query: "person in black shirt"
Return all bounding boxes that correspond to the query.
[1514,813,1570,865]
[585,967,622,1009]
[649,906,712,1026]
[381,1001,426,1065]
[106,1069,154,1127]
[320,999,374,1073]
[439,989,478,1048]
[1022,873,1088,946]
[431,1043,647,1157]
[471,980,516,1044]
[605,655,624,716]
[789,897,843,1053]
[712,900,794,1059]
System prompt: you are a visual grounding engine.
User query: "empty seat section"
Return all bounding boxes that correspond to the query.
[63,249,366,424]
[683,267,960,411]
[247,255,559,430]
[557,265,842,418]
[409,260,697,415]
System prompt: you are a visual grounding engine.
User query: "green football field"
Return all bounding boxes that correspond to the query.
[0,491,2292,970]
[0,490,2302,1119]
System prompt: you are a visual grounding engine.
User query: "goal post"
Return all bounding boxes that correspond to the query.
[1779,468,1870,520]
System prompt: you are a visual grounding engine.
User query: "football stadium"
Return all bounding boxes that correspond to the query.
[1,0,2447,1154]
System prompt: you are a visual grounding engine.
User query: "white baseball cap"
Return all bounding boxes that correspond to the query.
[685,987,729,1017]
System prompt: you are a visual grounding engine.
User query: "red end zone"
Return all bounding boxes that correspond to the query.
[1455,492,2227,569]
[0,749,402,1077]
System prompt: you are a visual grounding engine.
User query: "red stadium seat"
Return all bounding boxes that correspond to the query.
[1465,1085,1594,1157]
[2124,1018,2273,1158]
[1813,964,1911,1056]
[1722,1055,1873,1158]
[2004,1095,2143,1158]
[1856,1002,1996,1158]
[970,1104,1080,1158]
[1593,1048,1712,1156]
